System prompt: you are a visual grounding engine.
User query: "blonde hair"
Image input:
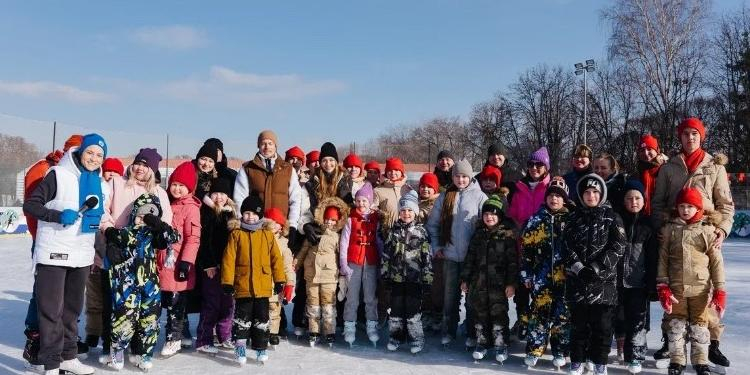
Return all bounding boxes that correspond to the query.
[315,165,346,202]
[126,164,158,193]
[595,153,620,173]
[212,194,238,217]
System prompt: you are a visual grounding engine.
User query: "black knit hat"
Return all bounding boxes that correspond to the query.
[196,143,218,163]
[487,142,507,157]
[240,195,264,218]
[319,142,339,162]
[209,177,233,196]
[436,150,454,161]
[576,173,607,206]
[204,138,224,152]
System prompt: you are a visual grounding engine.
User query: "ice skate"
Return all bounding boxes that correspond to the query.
[43,369,58,375]
[219,339,234,350]
[440,334,453,349]
[494,345,508,364]
[256,350,268,365]
[325,333,336,347]
[308,333,320,347]
[667,363,685,375]
[553,355,566,370]
[180,336,193,349]
[593,364,607,375]
[160,339,181,358]
[627,360,642,374]
[524,354,539,368]
[472,346,487,360]
[234,344,247,365]
[708,340,729,374]
[386,338,400,351]
[108,350,124,371]
[654,333,670,369]
[59,357,95,374]
[366,320,379,347]
[294,326,305,339]
[568,362,584,375]
[135,355,153,372]
[465,336,477,351]
[25,362,44,374]
[410,340,424,354]
[344,321,356,347]
[196,344,219,356]
[269,334,280,347]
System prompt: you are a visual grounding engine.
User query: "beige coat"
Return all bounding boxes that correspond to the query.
[268,226,296,302]
[657,213,725,298]
[373,179,413,230]
[295,197,349,284]
[652,152,734,235]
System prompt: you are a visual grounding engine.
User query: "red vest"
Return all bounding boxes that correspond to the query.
[347,210,380,265]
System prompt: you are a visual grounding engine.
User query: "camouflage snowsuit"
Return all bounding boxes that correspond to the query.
[520,206,570,358]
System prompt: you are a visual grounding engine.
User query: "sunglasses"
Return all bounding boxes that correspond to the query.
[527,162,546,169]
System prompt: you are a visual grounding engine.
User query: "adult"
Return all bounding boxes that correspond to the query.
[343,153,366,198]
[203,137,238,182]
[23,134,109,375]
[285,146,306,172]
[194,139,236,202]
[635,134,667,215]
[306,150,320,171]
[433,150,455,191]
[563,144,593,207]
[426,159,487,346]
[364,160,382,187]
[475,142,506,186]
[233,130,302,234]
[373,157,414,230]
[651,117,734,367]
[21,134,82,368]
[507,146,551,338]
[593,153,628,214]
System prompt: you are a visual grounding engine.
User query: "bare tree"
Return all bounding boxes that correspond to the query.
[0,134,43,201]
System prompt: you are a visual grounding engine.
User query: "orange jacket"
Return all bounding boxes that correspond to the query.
[23,150,63,239]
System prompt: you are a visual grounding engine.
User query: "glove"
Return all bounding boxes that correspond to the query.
[303,222,322,245]
[710,289,727,318]
[176,261,191,282]
[104,227,120,244]
[288,227,301,252]
[657,283,678,314]
[576,266,597,283]
[282,284,295,304]
[60,209,78,225]
[105,243,125,265]
[340,264,353,279]
[143,214,163,230]
[222,284,235,296]
[274,282,285,296]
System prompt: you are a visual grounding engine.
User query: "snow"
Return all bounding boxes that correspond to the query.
[0,236,748,374]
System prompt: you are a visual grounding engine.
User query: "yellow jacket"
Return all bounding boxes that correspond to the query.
[221,226,286,298]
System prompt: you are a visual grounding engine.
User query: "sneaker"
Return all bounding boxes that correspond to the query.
[553,355,567,368]
[366,320,379,344]
[256,350,268,363]
[196,345,219,355]
[586,361,595,372]
[234,345,247,365]
[135,355,153,371]
[344,321,357,345]
[627,360,642,374]
[160,340,181,357]
[108,350,125,371]
[472,346,487,360]
[25,362,44,374]
[59,358,95,374]
[569,362,584,375]
[269,334,280,346]
[594,364,608,375]
[219,339,234,350]
[525,354,539,367]
[494,345,508,363]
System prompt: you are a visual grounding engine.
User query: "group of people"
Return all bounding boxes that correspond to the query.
[20,116,734,375]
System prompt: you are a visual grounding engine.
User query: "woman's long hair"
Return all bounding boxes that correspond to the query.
[126,164,158,193]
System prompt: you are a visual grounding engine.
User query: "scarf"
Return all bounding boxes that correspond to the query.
[241,221,264,232]
[682,148,706,174]
[439,185,459,246]
[76,155,104,233]
[685,210,704,225]
[637,159,661,215]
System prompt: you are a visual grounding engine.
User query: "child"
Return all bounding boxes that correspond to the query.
[381,191,433,353]
[657,187,726,375]
[416,172,442,332]
[339,182,381,347]
[460,194,516,363]
[614,180,658,374]
[264,207,296,346]
[373,157,413,230]
[195,177,238,354]
[563,173,625,375]
[160,161,202,357]
[521,178,571,368]
[103,193,179,371]
[221,195,286,365]
[294,197,349,347]
[478,165,502,196]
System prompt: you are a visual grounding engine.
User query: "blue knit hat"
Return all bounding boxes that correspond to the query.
[78,133,107,158]
[398,190,419,213]
[623,179,646,198]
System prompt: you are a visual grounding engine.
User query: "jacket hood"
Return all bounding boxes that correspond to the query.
[313,196,350,232]
[129,193,163,226]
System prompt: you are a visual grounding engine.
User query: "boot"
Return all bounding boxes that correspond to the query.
[667,363,685,375]
[269,334,280,346]
[616,336,625,362]
[23,329,41,365]
[366,320,380,345]
[388,316,403,351]
[343,321,356,346]
[653,332,670,360]
[708,340,730,367]
[406,314,424,354]
[693,364,711,375]
[76,338,89,358]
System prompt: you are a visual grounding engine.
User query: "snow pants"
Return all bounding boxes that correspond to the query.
[526,286,570,357]
[109,259,161,358]
[570,304,614,366]
[196,272,234,347]
[388,282,424,346]
[233,297,270,350]
[666,293,711,366]
[306,282,336,335]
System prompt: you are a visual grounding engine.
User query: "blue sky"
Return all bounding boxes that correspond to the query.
[0,0,745,159]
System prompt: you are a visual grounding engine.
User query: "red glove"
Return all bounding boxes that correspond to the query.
[710,289,727,318]
[282,284,295,305]
[657,283,678,314]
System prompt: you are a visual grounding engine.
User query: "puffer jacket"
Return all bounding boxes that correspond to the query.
[221,224,286,298]
[563,203,626,305]
[426,180,488,262]
[520,205,569,295]
[652,152,734,235]
[508,174,551,228]
[461,219,518,292]
[267,222,296,302]
[604,172,628,215]
[417,196,438,224]
[373,178,414,230]
[295,197,349,284]
[197,203,239,271]
[159,195,201,292]
[563,167,593,207]
[381,219,433,285]
[657,213,725,297]
[618,212,658,291]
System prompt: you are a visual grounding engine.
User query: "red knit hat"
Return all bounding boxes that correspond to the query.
[639,134,659,151]
[102,158,125,176]
[168,161,197,194]
[676,187,703,210]
[343,154,363,169]
[324,206,340,221]
[264,207,286,227]
[479,165,501,187]
[285,146,306,163]
[419,172,439,192]
[385,157,405,175]
[364,160,381,172]
[677,117,706,140]
[306,150,320,163]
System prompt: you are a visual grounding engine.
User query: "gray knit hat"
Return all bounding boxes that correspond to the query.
[398,190,419,213]
[452,158,473,177]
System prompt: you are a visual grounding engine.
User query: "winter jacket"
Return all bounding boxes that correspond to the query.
[508,174,551,228]
[295,197,349,284]
[221,224,286,298]
[339,209,380,266]
[461,220,518,293]
[520,205,569,295]
[373,178,414,230]
[197,204,239,271]
[300,168,353,234]
[604,172,628,215]
[563,204,626,306]
[433,167,453,192]
[618,212,658,291]
[234,153,302,226]
[23,150,63,239]
[268,224,296,303]
[563,167,592,207]
[381,219,433,285]
[417,196,438,224]
[351,176,366,200]
[24,150,110,268]
[194,161,237,201]
[657,214,725,298]
[426,180,487,262]
[101,175,173,230]
[651,152,734,235]
[158,195,201,292]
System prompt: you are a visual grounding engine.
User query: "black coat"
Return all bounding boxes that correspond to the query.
[618,212,658,297]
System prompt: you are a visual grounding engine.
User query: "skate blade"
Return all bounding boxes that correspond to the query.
[710,365,727,375]
[24,362,45,374]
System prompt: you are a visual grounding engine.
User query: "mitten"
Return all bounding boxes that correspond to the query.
[60,209,78,225]
[571,261,597,283]
[222,284,235,296]
[143,214,163,230]
[282,284,294,304]
[176,261,191,282]
[274,282,285,296]
[104,227,120,244]
[303,223,322,245]
[105,243,125,265]
[657,283,678,314]
[710,289,727,318]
